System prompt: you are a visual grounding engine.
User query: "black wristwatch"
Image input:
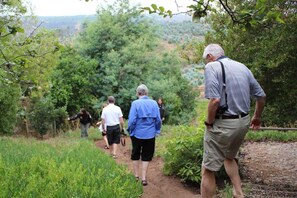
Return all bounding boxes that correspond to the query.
[204,121,213,127]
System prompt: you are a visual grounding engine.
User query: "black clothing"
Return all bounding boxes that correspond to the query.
[70,112,92,125]
[158,104,165,119]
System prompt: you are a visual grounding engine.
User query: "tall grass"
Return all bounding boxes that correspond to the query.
[0,136,142,198]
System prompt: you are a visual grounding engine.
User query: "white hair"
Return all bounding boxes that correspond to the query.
[136,84,149,96]
[202,44,225,59]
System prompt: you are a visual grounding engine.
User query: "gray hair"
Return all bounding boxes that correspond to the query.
[136,84,149,96]
[108,96,115,103]
[202,44,225,59]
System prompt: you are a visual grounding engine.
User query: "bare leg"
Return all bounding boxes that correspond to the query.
[103,136,109,148]
[132,160,139,178]
[224,159,244,198]
[113,143,118,156]
[201,167,216,198]
[141,161,149,181]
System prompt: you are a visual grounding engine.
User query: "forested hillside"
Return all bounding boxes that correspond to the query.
[37,14,210,44]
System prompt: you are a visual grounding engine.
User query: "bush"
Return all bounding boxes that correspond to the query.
[163,125,204,183]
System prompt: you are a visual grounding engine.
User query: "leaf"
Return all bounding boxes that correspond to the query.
[151,4,158,11]
[16,27,24,33]
[187,5,197,9]
[159,6,165,12]
[141,7,151,11]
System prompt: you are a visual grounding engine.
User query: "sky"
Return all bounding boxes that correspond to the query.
[28,0,193,16]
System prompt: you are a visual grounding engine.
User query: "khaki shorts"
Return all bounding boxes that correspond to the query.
[202,116,250,171]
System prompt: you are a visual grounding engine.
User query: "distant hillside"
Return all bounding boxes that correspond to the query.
[36,14,209,44]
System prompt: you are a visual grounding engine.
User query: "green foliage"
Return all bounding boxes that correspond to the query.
[153,19,210,44]
[142,0,285,26]
[65,0,198,124]
[50,47,98,115]
[141,4,172,18]
[162,100,207,183]
[28,97,67,137]
[163,125,204,183]
[0,72,20,134]
[0,0,26,39]
[0,137,142,197]
[1,2,61,135]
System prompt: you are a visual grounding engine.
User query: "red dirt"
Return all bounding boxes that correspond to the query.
[95,137,200,198]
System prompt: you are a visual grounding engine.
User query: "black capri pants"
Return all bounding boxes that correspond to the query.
[130,136,155,161]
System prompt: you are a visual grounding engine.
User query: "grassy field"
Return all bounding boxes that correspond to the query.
[0,131,142,198]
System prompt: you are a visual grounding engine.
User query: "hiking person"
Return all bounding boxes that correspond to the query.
[68,108,92,138]
[100,96,124,159]
[201,44,266,198]
[128,84,162,186]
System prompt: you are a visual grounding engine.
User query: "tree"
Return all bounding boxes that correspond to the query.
[50,47,98,115]
[74,0,197,124]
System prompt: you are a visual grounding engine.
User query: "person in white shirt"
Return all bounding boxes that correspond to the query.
[101,96,124,158]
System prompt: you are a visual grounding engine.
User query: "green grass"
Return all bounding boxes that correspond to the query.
[245,130,297,142]
[0,136,142,198]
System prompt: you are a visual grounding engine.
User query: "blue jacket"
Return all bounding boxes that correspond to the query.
[127,96,161,139]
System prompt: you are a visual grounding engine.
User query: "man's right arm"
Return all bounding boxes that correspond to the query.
[127,103,136,133]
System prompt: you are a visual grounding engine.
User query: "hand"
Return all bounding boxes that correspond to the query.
[251,116,261,130]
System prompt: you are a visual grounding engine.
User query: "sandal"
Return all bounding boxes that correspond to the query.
[141,180,148,186]
[112,154,118,159]
[104,145,109,149]
[135,176,139,181]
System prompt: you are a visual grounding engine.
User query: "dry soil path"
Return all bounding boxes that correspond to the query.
[95,137,201,198]
[95,138,297,198]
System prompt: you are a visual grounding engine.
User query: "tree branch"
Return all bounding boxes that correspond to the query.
[219,0,239,23]
[20,21,44,46]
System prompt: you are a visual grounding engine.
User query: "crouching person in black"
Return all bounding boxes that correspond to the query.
[68,108,92,138]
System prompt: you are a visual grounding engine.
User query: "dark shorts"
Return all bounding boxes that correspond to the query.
[106,125,121,145]
[131,136,155,161]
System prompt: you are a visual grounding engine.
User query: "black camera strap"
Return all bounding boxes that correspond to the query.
[218,61,228,106]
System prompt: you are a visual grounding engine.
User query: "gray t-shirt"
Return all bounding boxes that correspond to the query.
[204,57,266,115]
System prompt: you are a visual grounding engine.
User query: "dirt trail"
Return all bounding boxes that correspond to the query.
[240,141,297,197]
[95,137,201,198]
[95,138,297,198]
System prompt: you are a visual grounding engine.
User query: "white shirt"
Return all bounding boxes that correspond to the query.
[101,103,123,126]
